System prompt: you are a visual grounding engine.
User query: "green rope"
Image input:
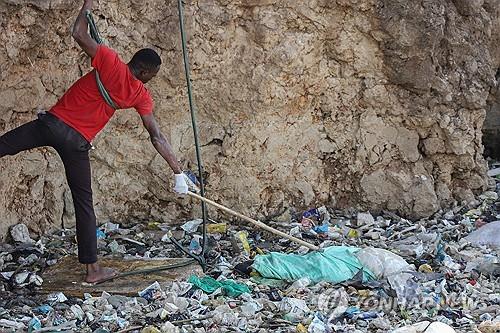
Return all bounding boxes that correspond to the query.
[177,0,209,270]
[85,10,102,44]
[85,10,119,110]
[93,258,197,285]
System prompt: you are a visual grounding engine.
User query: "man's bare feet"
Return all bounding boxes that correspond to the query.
[85,262,118,283]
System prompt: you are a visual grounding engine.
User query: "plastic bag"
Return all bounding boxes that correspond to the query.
[354,248,418,304]
[354,247,411,278]
[188,275,251,297]
[465,221,500,247]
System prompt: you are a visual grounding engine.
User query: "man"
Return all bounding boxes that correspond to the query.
[0,0,190,283]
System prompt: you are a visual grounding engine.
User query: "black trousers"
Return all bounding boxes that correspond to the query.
[0,113,97,264]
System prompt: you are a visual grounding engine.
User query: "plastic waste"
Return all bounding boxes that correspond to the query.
[389,272,422,305]
[392,232,440,258]
[70,304,85,321]
[212,304,240,326]
[479,191,498,201]
[391,321,456,333]
[188,275,251,297]
[279,297,310,323]
[289,277,311,290]
[181,219,203,233]
[10,223,35,243]
[14,271,29,284]
[236,231,251,255]
[141,326,161,333]
[47,292,68,304]
[0,319,26,330]
[371,317,392,330]
[487,167,500,176]
[207,223,227,233]
[103,222,120,233]
[146,221,162,230]
[183,170,201,193]
[301,217,315,229]
[478,320,500,333]
[297,245,310,254]
[307,206,330,220]
[343,306,361,318]
[161,231,172,243]
[354,247,411,279]
[354,247,420,304]
[442,254,461,270]
[188,235,203,255]
[116,318,129,329]
[1,187,499,333]
[93,329,110,333]
[418,264,433,273]
[303,207,322,220]
[347,229,359,238]
[319,288,349,319]
[296,323,307,333]
[313,223,329,234]
[308,312,332,333]
[252,246,376,284]
[240,301,263,317]
[35,305,53,315]
[356,212,375,227]
[465,254,500,276]
[289,226,301,237]
[108,240,126,254]
[465,221,500,247]
[27,317,41,333]
[160,322,180,333]
[96,228,106,239]
[139,281,163,302]
[355,311,378,320]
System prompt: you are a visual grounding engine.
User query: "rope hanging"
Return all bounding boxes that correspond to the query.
[85,10,119,110]
[173,0,209,269]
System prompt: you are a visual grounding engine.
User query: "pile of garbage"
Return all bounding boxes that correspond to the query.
[1,180,500,332]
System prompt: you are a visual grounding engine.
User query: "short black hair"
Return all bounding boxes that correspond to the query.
[130,48,162,71]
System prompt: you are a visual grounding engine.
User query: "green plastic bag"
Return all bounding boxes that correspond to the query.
[252,246,376,284]
[188,275,251,297]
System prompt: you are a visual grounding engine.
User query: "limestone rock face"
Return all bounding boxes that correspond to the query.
[0,0,498,237]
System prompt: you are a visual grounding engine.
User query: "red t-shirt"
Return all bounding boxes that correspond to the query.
[50,45,153,141]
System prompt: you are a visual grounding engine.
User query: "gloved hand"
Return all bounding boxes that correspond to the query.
[173,173,189,194]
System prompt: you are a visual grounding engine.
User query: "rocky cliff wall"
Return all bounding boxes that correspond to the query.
[0,0,499,238]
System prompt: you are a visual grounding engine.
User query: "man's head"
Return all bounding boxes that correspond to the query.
[129,48,162,83]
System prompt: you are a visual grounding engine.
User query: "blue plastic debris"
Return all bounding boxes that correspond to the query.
[28,317,41,333]
[96,228,106,239]
[313,223,329,234]
[184,170,200,185]
[35,304,53,314]
[302,207,322,220]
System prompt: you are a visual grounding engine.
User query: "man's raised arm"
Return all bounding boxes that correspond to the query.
[72,0,98,58]
[141,113,189,194]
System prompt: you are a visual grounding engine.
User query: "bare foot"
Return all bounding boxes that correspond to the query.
[85,262,118,283]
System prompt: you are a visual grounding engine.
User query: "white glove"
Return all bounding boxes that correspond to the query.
[174,173,189,194]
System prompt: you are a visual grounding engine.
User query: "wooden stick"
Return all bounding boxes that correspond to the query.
[171,314,214,325]
[187,192,320,251]
[116,326,142,333]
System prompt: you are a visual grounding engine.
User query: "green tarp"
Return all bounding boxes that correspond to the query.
[252,246,376,284]
[188,275,251,297]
